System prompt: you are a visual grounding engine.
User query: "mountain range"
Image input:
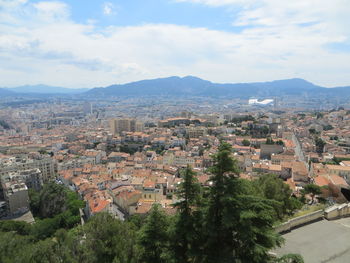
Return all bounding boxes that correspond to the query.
[1,85,89,95]
[1,77,350,98]
[85,76,350,98]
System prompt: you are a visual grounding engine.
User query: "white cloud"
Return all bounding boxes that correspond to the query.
[103,2,116,16]
[33,1,69,21]
[0,0,349,88]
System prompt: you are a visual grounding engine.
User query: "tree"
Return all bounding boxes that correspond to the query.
[202,142,282,263]
[323,124,333,131]
[242,139,250,146]
[75,213,139,263]
[172,166,201,262]
[316,112,323,119]
[302,184,321,204]
[0,221,31,236]
[276,140,284,146]
[276,253,304,263]
[315,137,326,153]
[253,174,302,219]
[138,205,170,263]
[202,142,243,262]
[266,137,275,145]
[39,183,67,218]
[308,128,316,134]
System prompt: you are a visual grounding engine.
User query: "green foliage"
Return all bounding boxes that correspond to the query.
[266,137,275,144]
[120,145,138,155]
[247,125,270,138]
[242,139,251,146]
[277,253,305,263]
[78,213,139,263]
[172,166,202,262]
[138,205,171,263]
[0,119,11,129]
[333,157,350,164]
[323,124,333,131]
[29,188,40,216]
[253,174,303,219]
[302,184,322,204]
[30,183,84,240]
[39,183,67,218]
[230,115,255,123]
[316,112,323,119]
[308,128,317,134]
[315,137,326,153]
[276,140,284,146]
[201,142,283,263]
[0,220,31,235]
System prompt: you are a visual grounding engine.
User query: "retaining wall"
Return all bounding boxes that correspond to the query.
[275,210,324,233]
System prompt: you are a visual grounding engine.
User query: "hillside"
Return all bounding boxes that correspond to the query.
[85,76,349,98]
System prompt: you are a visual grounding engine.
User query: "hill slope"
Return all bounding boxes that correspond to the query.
[86,76,345,98]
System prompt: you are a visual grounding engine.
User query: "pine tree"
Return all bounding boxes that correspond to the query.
[138,204,170,263]
[172,166,201,262]
[202,142,283,263]
[202,142,241,262]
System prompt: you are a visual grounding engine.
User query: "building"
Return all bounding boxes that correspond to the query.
[260,144,284,160]
[2,169,43,191]
[2,180,29,215]
[110,118,144,135]
[0,157,57,182]
[186,127,207,138]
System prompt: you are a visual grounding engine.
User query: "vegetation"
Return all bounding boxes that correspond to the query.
[28,183,85,239]
[252,174,303,219]
[266,138,284,146]
[0,119,11,129]
[315,137,326,153]
[248,125,270,138]
[242,139,250,146]
[308,128,317,135]
[0,144,302,263]
[323,124,333,131]
[120,145,139,155]
[230,115,255,123]
[302,184,322,204]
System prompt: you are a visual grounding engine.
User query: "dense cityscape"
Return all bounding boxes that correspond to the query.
[2,0,350,262]
[1,92,350,261]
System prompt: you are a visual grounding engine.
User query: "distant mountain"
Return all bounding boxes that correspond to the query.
[87,76,212,97]
[0,88,16,96]
[6,85,89,94]
[86,76,349,98]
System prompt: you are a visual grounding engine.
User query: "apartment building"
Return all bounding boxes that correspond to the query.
[110,118,144,136]
[0,157,57,182]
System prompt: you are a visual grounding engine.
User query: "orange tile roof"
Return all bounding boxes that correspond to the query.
[89,199,110,214]
[314,176,330,187]
[330,174,348,186]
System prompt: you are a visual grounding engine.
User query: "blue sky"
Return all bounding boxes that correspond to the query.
[58,0,239,32]
[1,0,350,88]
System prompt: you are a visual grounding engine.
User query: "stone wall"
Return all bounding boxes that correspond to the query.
[324,203,350,220]
[275,210,324,233]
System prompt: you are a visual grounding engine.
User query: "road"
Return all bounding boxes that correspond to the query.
[292,132,310,172]
[274,217,350,263]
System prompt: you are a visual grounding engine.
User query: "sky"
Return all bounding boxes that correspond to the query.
[0,0,350,88]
